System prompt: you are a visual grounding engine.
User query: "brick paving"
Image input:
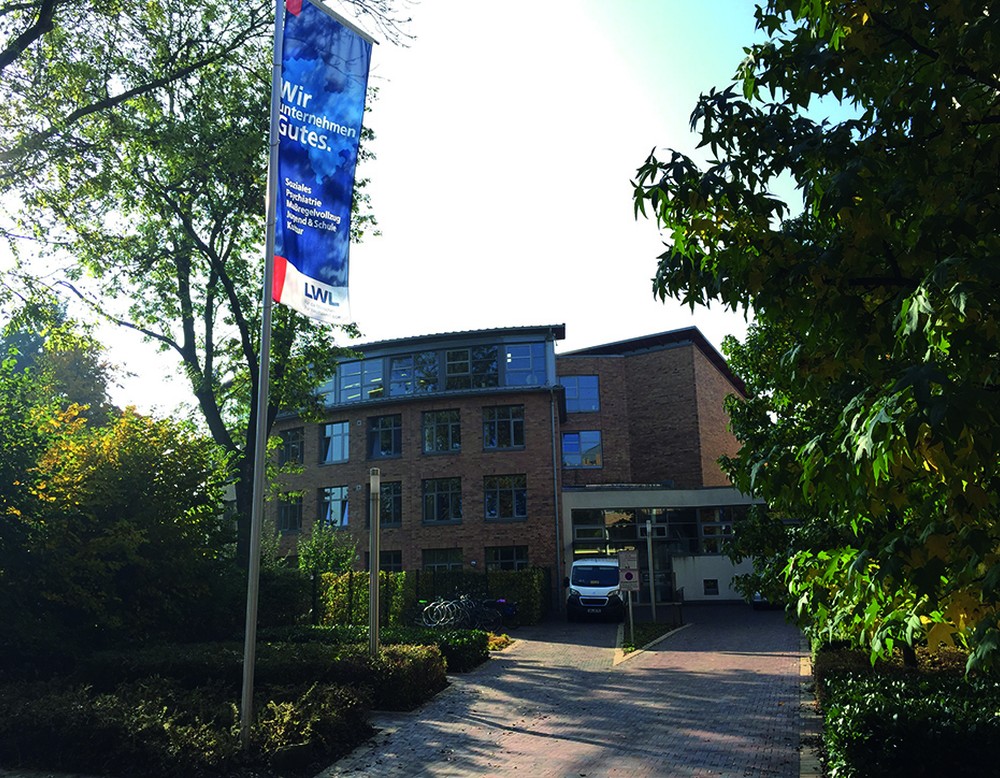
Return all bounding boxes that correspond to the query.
[320,604,805,777]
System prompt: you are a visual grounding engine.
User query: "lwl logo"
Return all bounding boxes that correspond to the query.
[304,283,340,307]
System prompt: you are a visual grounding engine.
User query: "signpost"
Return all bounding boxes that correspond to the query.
[618,549,640,645]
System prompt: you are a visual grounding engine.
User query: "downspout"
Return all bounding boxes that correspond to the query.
[550,387,563,615]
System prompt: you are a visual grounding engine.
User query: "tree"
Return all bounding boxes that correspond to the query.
[0,0,409,188]
[633,1,1000,671]
[3,407,236,658]
[2,0,411,566]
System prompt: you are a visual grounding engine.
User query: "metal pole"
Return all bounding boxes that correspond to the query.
[240,0,285,746]
[627,590,635,647]
[646,519,657,623]
[368,467,381,658]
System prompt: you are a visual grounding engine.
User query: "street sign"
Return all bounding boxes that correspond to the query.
[618,549,640,592]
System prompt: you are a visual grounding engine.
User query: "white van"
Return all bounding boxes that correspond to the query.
[565,557,624,622]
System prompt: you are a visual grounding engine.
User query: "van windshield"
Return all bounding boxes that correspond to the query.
[571,565,619,587]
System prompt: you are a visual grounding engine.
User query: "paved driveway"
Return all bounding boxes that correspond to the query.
[320,604,805,777]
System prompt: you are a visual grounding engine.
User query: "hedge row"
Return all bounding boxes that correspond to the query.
[320,567,550,627]
[0,677,371,778]
[77,640,448,711]
[259,624,491,673]
[815,646,998,777]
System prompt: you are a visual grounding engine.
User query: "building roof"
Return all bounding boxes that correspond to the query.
[356,324,566,353]
[558,326,746,395]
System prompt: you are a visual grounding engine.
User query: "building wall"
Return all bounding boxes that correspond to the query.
[692,346,743,487]
[556,355,632,486]
[272,389,561,572]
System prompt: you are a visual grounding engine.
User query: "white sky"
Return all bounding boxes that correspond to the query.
[8,0,774,415]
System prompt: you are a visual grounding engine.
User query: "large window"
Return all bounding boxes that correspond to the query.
[445,346,499,390]
[504,343,546,386]
[562,375,600,412]
[484,474,527,521]
[422,548,463,571]
[368,414,402,458]
[422,409,461,453]
[319,485,349,528]
[483,405,524,449]
[279,427,304,465]
[338,359,384,404]
[380,549,403,572]
[422,477,462,523]
[277,493,302,534]
[389,351,438,396]
[369,481,402,527]
[486,545,529,571]
[562,430,603,468]
[699,507,736,554]
[320,421,349,464]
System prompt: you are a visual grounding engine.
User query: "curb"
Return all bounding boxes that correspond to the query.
[799,638,824,777]
[612,622,693,666]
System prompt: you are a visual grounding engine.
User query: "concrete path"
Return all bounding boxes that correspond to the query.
[320,604,805,777]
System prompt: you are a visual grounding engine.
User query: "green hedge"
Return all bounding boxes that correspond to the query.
[319,567,549,627]
[821,673,1000,777]
[0,677,371,777]
[77,640,447,711]
[260,624,491,674]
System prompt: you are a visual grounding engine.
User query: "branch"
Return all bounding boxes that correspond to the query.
[0,0,59,73]
[54,278,182,356]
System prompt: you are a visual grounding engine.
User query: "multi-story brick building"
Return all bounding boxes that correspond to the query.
[271,324,756,608]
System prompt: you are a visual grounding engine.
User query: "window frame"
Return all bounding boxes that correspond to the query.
[562,375,600,413]
[483,404,525,450]
[422,409,461,454]
[319,485,350,529]
[367,414,402,459]
[277,493,303,534]
[422,477,463,524]
[484,474,528,521]
[319,420,349,464]
[279,427,304,465]
[485,545,529,571]
[562,430,603,468]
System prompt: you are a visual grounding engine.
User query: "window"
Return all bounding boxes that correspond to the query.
[320,421,349,464]
[485,545,529,571]
[389,351,438,396]
[484,474,527,521]
[504,343,546,386]
[369,481,402,527]
[703,579,720,596]
[422,409,461,453]
[445,346,498,390]
[338,359,384,403]
[562,430,603,468]
[483,405,524,449]
[699,507,736,554]
[380,549,403,572]
[277,493,302,534]
[319,485,349,528]
[422,547,463,571]
[368,414,402,458]
[279,427,304,465]
[422,477,462,523]
[562,375,600,412]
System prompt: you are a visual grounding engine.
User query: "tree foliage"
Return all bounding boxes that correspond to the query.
[633,1,1000,671]
[1,0,412,564]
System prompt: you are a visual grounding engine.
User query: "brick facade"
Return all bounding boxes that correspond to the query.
[270,325,746,581]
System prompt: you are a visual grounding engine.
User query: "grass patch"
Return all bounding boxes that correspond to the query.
[621,621,679,654]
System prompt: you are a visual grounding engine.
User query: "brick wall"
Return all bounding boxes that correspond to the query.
[692,346,743,487]
[271,389,561,572]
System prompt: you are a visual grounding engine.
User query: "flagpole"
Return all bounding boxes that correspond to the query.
[240,0,286,746]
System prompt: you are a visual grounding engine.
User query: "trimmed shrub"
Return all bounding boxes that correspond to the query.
[259,624,491,673]
[821,673,1000,778]
[0,677,372,777]
[76,639,448,710]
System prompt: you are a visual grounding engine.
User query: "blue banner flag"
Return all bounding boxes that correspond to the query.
[272,0,372,324]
